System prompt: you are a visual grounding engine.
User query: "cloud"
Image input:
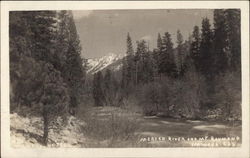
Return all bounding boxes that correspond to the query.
[140,35,152,41]
[72,10,93,20]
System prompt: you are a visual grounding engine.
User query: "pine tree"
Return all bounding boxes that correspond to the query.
[190,26,201,72]
[213,9,241,74]
[121,57,128,88]
[157,33,163,51]
[104,69,112,106]
[224,9,241,72]
[9,11,60,110]
[176,30,184,75]
[135,40,147,83]
[9,11,70,146]
[212,9,241,119]
[93,71,105,106]
[126,33,134,56]
[122,33,135,88]
[159,32,178,78]
[200,18,214,79]
[152,49,159,79]
[213,9,228,74]
[28,11,57,61]
[127,33,135,85]
[56,11,86,114]
[181,39,192,74]
[41,63,69,145]
[53,10,70,70]
[135,40,154,84]
[153,33,163,78]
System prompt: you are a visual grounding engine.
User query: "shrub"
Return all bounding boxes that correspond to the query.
[137,82,162,116]
[136,71,207,119]
[81,107,140,147]
[213,72,241,120]
[171,71,207,119]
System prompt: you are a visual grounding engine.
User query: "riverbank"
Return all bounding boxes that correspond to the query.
[10,106,242,148]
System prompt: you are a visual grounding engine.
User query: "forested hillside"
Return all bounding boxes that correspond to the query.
[92,9,241,120]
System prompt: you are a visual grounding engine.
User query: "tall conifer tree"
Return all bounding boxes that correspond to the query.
[159,32,178,78]
[213,9,228,74]
[200,18,213,78]
[176,30,184,75]
[190,26,201,72]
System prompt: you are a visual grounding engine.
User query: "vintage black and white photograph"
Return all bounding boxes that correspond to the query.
[8,8,243,148]
[1,1,249,157]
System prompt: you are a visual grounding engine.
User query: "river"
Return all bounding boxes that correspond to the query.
[136,116,242,147]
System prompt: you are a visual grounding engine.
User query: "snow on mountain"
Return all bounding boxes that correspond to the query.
[86,53,124,74]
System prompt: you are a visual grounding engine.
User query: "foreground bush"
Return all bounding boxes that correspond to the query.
[81,107,140,147]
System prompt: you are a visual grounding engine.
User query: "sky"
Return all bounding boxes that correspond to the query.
[72,9,213,59]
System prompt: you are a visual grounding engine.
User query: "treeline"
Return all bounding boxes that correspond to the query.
[9,11,86,145]
[92,9,241,120]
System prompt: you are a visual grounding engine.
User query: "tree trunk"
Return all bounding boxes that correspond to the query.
[43,109,49,146]
[17,100,21,113]
[135,62,138,87]
[156,103,159,112]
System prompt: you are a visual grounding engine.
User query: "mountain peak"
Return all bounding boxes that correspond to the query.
[86,53,124,74]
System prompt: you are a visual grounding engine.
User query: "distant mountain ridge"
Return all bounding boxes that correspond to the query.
[86,53,124,74]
